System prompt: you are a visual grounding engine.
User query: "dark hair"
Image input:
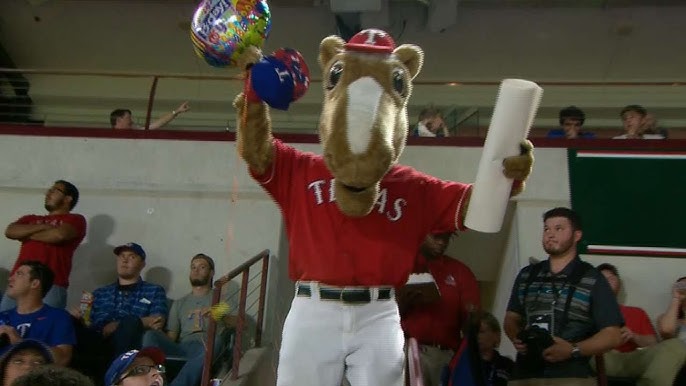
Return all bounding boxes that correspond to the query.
[559,106,585,126]
[418,106,443,122]
[597,263,620,278]
[192,254,215,272]
[11,364,94,386]
[21,261,54,298]
[109,109,132,127]
[543,207,583,231]
[54,180,79,210]
[477,311,502,335]
[620,104,647,118]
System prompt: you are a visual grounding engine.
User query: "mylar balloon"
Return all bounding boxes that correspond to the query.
[190,0,271,67]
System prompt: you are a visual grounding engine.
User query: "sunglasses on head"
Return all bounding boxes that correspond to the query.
[117,364,165,384]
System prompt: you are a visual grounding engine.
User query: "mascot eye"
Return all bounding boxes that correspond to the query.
[392,69,406,96]
[327,62,344,90]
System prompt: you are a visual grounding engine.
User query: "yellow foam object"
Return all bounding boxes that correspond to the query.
[210,302,231,321]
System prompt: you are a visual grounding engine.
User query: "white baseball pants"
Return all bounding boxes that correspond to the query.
[276,283,405,386]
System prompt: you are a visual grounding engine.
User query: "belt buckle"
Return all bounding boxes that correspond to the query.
[344,289,369,304]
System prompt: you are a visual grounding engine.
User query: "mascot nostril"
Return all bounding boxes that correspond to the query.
[233,27,535,386]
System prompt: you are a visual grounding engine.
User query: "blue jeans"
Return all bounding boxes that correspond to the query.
[143,330,221,386]
[0,285,67,311]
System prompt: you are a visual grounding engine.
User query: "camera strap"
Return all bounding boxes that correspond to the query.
[523,259,593,333]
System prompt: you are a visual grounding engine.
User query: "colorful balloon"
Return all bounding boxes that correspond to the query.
[190,0,271,67]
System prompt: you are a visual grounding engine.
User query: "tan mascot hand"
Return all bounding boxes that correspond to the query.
[503,139,535,197]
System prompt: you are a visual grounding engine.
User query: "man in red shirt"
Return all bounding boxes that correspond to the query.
[400,232,481,386]
[3,180,87,310]
[597,263,686,385]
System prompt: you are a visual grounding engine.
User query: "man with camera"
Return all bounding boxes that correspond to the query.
[504,208,623,386]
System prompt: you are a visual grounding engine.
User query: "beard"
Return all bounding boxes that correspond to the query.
[44,197,64,212]
[543,237,575,257]
[190,277,210,286]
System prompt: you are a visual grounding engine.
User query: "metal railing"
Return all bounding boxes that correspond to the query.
[201,249,270,385]
[2,67,686,135]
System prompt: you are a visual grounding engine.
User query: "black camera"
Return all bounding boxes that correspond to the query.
[519,325,554,353]
[515,325,554,377]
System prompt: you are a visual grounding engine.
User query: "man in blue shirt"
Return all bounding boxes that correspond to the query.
[0,260,76,366]
[547,106,595,139]
[88,242,168,358]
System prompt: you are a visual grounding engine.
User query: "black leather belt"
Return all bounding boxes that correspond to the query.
[296,284,392,304]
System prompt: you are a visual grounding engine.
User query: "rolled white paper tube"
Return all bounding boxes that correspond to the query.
[464,79,543,233]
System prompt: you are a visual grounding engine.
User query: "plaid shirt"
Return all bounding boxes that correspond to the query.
[90,278,168,332]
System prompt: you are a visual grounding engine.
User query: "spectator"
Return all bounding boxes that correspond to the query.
[142,254,235,386]
[3,180,87,310]
[504,207,622,385]
[0,340,54,386]
[477,312,514,386]
[546,106,594,139]
[0,261,76,366]
[658,276,686,385]
[596,263,686,385]
[110,102,190,130]
[11,364,94,386]
[614,105,665,139]
[657,276,686,341]
[104,348,165,386]
[79,243,167,359]
[412,106,449,137]
[399,231,480,386]
[640,113,669,138]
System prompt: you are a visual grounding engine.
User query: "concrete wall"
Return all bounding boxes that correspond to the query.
[0,132,682,357]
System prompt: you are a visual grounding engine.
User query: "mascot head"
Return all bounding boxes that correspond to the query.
[318,29,423,217]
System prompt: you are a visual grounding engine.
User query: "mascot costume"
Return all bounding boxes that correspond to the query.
[234,29,534,386]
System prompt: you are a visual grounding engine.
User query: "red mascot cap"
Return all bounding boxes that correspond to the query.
[345,29,396,54]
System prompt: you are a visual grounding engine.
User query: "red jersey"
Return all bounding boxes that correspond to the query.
[401,255,480,350]
[11,213,87,287]
[616,304,656,353]
[250,139,471,287]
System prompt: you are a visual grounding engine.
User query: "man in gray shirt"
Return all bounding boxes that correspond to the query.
[142,254,235,386]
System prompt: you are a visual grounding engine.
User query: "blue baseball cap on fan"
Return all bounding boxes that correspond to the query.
[104,348,165,386]
[0,339,54,367]
[250,47,310,111]
[113,242,146,260]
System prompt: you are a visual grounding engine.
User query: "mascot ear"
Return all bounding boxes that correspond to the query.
[394,44,423,80]
[319,35,346,70]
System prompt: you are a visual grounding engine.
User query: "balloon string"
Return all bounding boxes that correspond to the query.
[237,69,251,157]
[231,69,251,204]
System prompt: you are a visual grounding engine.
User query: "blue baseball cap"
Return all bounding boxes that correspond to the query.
[105,348,165,386]
[250,48,310,111]
[0,339,54,368]
[113,242,146,260]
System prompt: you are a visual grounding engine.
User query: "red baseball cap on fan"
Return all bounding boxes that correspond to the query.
[345,29,396,54]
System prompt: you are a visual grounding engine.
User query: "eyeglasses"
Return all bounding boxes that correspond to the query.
[117,364,165,384]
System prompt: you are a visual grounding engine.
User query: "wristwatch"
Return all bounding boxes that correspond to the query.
[571,344,582,359]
